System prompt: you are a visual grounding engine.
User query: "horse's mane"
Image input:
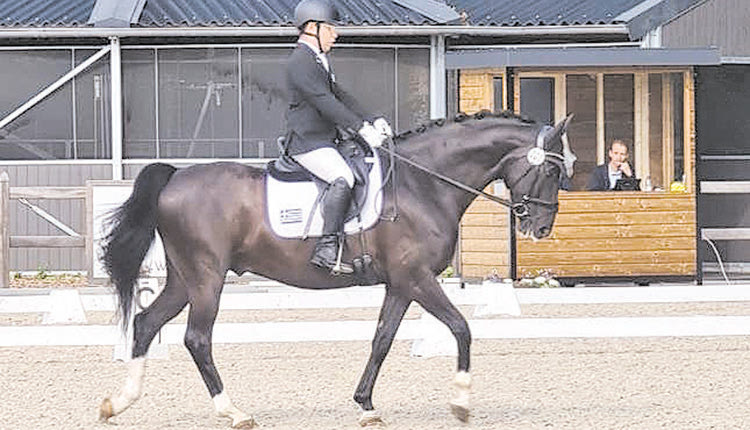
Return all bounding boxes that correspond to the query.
[394,110,537,142]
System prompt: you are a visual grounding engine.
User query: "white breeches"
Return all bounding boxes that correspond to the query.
[292,147,355,188]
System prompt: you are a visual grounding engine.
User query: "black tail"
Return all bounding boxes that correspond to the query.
[101,163,177,331]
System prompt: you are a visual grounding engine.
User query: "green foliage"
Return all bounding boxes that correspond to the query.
[440,265,455,278]
[34,265,49,280]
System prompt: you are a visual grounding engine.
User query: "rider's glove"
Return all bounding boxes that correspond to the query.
[373,117,393,137]
[358,122,385,148]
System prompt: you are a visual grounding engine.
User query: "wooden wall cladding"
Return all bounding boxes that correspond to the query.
[517,191,696,278]
[460,197,510,279]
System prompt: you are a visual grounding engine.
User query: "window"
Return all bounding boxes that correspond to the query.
[520,77,554,124]
[157,48,240,158]
[515,69,688,191]
[0,50,74,160]
[565,74,597,191]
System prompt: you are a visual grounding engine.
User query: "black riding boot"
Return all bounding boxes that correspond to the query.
[310,177,354,274]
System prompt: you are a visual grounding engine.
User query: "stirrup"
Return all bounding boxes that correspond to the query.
[331,237,354,275]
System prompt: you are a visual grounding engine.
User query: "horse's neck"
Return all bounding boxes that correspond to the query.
[394,122,528,219]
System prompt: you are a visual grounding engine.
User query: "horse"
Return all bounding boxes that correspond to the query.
[98,111,575,428]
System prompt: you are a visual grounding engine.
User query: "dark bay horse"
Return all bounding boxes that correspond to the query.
[99,111,575,428]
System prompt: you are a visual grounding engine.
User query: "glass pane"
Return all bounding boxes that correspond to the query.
[333,48,395,126]
[241,48,291,158]
[0,50,73,160]
[671,73,684,182]
[75,49,112,159]
[648,74,664,189]
[492,77,504,113]
[158,48,239,158]
[520,77,554,124]
[122,49,157,158]
[604,74,635,170]
[566,74,597,191]
[396,48,429,132]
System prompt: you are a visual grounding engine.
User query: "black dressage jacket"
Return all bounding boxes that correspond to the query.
[284,43,368,156]
[587,163,635,191]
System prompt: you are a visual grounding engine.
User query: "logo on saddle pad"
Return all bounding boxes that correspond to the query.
[266,154,384,238]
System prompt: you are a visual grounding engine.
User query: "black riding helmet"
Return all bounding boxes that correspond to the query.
[294,0,340,28]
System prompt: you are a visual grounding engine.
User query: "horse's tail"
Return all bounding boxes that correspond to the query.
[101,163,177,331]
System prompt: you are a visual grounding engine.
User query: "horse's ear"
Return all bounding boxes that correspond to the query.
[554,113,574,135]
[546,113,574,152]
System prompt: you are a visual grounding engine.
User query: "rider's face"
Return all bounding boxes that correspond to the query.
[317,23,337,53]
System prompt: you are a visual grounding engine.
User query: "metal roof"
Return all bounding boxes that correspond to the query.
[0,0,94,27]
[137,0,438,27]
[0,0,706,31]
[446,0,647,26]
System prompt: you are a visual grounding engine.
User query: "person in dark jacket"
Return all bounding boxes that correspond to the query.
[587,140,636,191]
[285,0,391,274]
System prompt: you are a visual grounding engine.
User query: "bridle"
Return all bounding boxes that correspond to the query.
[376,125,565,219]
[503,125,566,217]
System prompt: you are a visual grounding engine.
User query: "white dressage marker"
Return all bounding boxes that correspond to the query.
[113,278,169,361]
[42,289,87,324]
[411,312,457,357]
[412,280,521,358]
[473,280,521,317]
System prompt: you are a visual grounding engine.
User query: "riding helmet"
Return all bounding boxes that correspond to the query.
[294,0,340,28]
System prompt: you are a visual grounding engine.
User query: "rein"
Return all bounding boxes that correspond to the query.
[377,142,515,209]
[376,126,564,218]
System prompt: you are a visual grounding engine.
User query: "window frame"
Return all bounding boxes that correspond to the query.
[513,67,694,191]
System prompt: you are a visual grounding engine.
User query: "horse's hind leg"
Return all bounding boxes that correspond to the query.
[413,278,472,422]
[184,275,255,429]
[354,289,411,426]
[100,268,188,421]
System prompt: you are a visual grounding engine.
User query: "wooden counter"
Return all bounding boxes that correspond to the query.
[460,191,696,280]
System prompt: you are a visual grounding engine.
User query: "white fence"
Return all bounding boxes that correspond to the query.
[3,282,750,355]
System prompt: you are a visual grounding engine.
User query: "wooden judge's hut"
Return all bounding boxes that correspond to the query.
[451,0,748,285]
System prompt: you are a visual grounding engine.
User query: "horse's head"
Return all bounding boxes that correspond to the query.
[500,114,576,240]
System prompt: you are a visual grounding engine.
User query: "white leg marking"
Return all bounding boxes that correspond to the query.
[213,391,255,428]
[358,409,384,427]
[109,356,146,415]
[450,371,471,422]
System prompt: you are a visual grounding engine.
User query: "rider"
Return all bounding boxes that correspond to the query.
[285,0,392,274]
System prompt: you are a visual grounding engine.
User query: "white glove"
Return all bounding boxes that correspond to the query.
[358,122,385,148]
[373,117,393,137]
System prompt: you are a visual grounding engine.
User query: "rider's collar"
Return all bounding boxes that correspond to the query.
[299,39,321,55]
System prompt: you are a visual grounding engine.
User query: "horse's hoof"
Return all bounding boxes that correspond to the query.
[99,398,114,422]
[232,417,257,429]
[450,402,470,423]
[358,410,385,427]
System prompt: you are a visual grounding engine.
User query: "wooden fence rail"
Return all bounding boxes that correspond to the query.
[0,172,89,288]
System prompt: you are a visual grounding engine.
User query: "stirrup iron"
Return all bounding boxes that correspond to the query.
[331,235,353,275]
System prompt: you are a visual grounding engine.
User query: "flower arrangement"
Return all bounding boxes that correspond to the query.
[514,268,561,288]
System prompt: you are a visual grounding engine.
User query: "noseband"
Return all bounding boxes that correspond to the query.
[376,125,565,219]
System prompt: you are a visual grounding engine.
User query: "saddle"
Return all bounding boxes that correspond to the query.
[265,136,384,240]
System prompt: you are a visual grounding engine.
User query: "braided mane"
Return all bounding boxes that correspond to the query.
[394,110,536,142]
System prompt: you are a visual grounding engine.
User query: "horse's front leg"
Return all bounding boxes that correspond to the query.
[354,289,411,426]
[413,277,472,422]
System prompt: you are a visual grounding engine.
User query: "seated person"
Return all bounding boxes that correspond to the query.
[587,140,638,191]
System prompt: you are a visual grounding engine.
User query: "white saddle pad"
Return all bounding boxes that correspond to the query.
[266,154,384,239]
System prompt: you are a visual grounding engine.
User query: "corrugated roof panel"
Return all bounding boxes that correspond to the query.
[448,0,647,26]
[0,0,95,27]
[138,0,437,27]
[0,0,682,29]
